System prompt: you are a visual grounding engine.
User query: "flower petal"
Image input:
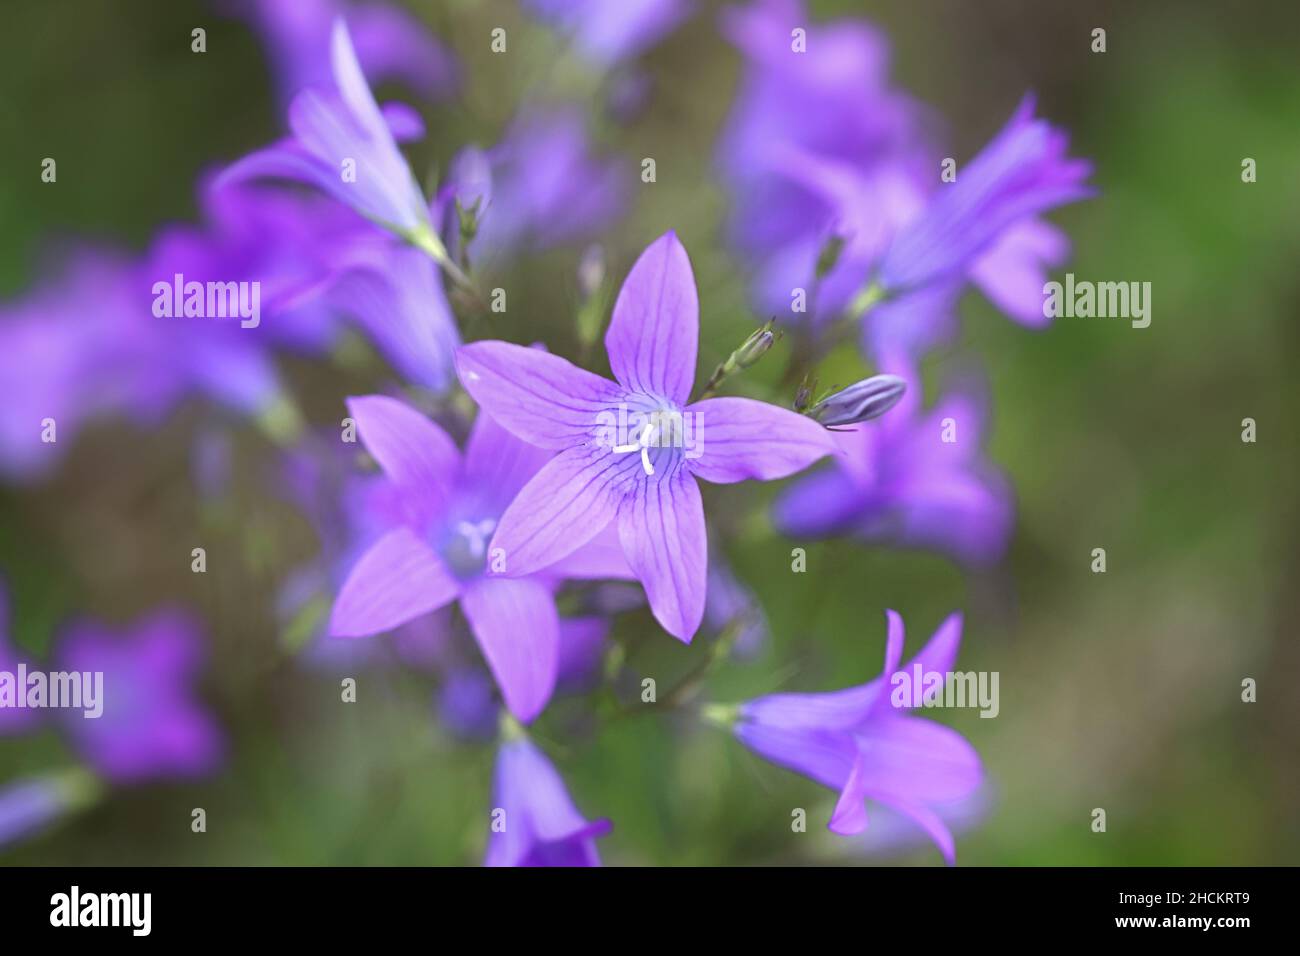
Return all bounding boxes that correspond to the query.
[828,751,870,835]
[486,736,609,867]
[771,464,864,537]
[491,445,640,575]
[854,714,983,804]
[330,528,460,637]
[462,409,552,513]
[346,395,460,523]
[617,471,706,642]
[541,518,636,581]
[605,231,698,404]
[460,576,559,723]
[887,799,958,865]
[734,724,857,792]
[456,341,624,449]
[687,397,837,484]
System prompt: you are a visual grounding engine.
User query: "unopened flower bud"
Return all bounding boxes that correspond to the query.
[811,374,906,426]
[729,320,777,371]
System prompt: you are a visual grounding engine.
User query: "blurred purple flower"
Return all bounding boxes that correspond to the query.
[441,110,627,261]
[485,735,611,867]
[731,610,981,863]
[716,0,933,323]
[774,365,1012,566]
[326,242,461,391]
[54,609,224,784]
[524,0,691,66]
[0,245,285,480]
[717,3,1091,359]
[878,95,1093,300]
[223,0,458,108]
[328,396,632,722]
[457,232,837,642]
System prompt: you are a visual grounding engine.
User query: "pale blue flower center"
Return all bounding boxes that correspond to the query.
[607,394,694,480]
[441,517,497,578]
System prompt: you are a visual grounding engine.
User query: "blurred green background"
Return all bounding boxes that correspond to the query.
[1,0,1297,865]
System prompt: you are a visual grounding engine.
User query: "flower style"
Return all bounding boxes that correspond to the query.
[456,232,838,642]
[727,610,982,863]
[55,610,224,784]
[485,734,611,867]
[328,395,631,722]
[774,365,1012,566]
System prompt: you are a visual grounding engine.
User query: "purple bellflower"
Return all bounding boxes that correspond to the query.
[877,95,1093,301]
[219,20,455,270]
[775,364,1012,566]
[485,734,611,867]
[456,232,838,642]
[327,396,632,722]
[54,609,224,785]
[727,610,982,864]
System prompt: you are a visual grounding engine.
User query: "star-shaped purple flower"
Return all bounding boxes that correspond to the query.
[730,610,982,864]
[328,396,631,722]
[456,232,838,642]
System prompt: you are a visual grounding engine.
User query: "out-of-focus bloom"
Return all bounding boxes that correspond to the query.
[877,95,1093,301]
[0,245,284,480]
[485,734,611,867]
[727,610,982,864]
[224,0,458,108]
[716,2,1091,358]
[220,21,444,254]
[809,373,906,427]
[456,232,838,642]
[54,610,224,784]
[442,110,628,262]
[523,0,692,67]
[0,771,99,850]
[327,242,461,392]
[328,396,632,722]
[716,0,932,324]
[775,365,1012,566]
